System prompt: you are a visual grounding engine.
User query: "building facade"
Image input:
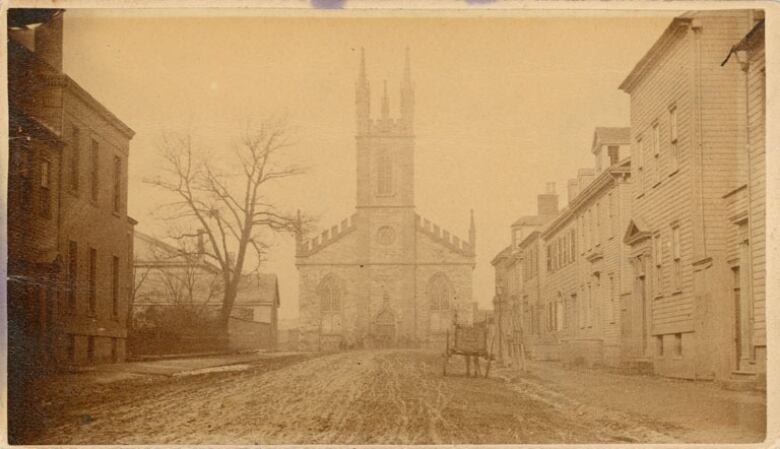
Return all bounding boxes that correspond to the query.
[620,10,764,382]
[721,18,767,385]
[296,49,476,351]
[552,128,633,368]
[8,10,136,367]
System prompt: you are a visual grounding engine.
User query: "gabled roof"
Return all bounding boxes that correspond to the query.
[619,16,693,93]
[490,245,513,266]
[722,19,765,66]
[623,216,652,245]
[133,231,221,273]
[512,215,543,227]
[591,127,631,154]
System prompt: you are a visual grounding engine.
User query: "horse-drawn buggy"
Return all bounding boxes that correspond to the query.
[442,320,495,377]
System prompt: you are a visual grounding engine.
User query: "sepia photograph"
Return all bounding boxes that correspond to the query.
[3,2,775,446]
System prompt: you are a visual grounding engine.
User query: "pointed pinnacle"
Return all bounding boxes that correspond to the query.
[381,80,389,118]
[359,47,366,78]
[404,46,411,79]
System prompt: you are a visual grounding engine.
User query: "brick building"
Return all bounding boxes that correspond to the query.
[296,49,476,351]
[7,10,136,367]
[619,10,764,382]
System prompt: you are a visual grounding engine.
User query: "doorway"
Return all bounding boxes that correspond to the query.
[373,309,396,347]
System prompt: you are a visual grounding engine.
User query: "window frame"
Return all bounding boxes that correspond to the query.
[671,224,682,292]
[668,104,679,173]
[89,247,97,316]
[652,122,661,185]
[112,155,122,214]
[68,241,78,313]
[90,138,100,203]
[70,125,81,194]
[653,232,663,297]
[39,158,52,218]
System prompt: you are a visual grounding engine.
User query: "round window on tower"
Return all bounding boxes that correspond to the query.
[376,226,396,246]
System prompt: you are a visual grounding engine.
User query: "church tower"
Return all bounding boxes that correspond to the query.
[295,48,474,352]
[353,48,418,342]
[355,47,415,209]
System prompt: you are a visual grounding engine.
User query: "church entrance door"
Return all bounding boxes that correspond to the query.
[373,309,396,348]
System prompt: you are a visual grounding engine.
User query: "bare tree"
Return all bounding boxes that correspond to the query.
[146,118,307,331]
[149,242,221,319]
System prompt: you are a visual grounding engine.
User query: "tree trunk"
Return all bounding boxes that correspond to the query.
[219,282,238,333]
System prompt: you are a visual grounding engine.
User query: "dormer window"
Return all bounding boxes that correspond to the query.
[608,145,620,166]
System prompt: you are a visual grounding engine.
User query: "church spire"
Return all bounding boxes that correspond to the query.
[381,79,390,120]
[400,46,415,131]
[356,47,371,134]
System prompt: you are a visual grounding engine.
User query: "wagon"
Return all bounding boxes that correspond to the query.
[442,321,495,378]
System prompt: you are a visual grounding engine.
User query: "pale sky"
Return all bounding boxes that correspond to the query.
[61,9,676,320]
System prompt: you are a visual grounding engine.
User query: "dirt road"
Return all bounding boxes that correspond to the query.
[27,350,762,445]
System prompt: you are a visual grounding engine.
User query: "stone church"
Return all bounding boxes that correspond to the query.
[296,49,476,351]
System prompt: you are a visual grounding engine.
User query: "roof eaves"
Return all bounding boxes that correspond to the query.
[619,16,693,93]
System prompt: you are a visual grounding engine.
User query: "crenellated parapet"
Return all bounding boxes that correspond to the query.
[415,214,475,257]
[297,213,358,257]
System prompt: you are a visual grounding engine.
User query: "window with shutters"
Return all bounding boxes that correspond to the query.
[89,248,97,316]
[669,105,679,173]
[68,241,78,313]
[652,122,660,185]
[608,274,616,324]
[671,225,681,292]
[654,233,663,297]
[70,125,80,193]
[90,139,99,203]
[40,159,51,218]
[113,156,122,213]
[636,136,644,194]
[112,256,120,318]
[609,192,616,239]
[570,228,576,261]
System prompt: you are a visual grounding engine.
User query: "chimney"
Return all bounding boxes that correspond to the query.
[577,168,595,193]
[34,12,63,71]
[537,182,559,217]
[567,179,579,204]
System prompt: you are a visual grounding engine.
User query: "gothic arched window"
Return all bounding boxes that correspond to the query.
[319,275,341,312]
[318,275,343,334]
[428,273,453,333]
[377,153,393,195]
[429,273,452,311]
